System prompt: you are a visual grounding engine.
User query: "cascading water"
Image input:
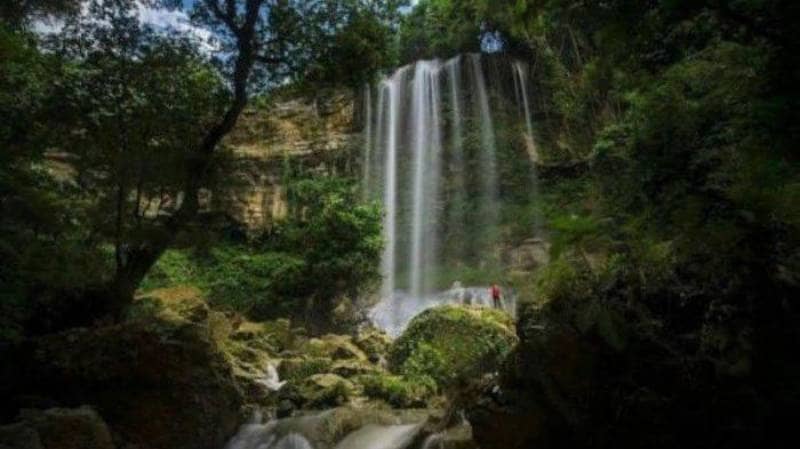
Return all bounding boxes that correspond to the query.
[223,411,426,449]
[512,61,538,163]
[408,61,443,298]
[469,53,500,239]
[512,60,543,232]
[364,53,540,335]
[333,424,421,449]
[256,362,286,392]
[361,84,373,199]
[223,414,316,449]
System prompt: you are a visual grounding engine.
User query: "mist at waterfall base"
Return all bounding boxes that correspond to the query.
[363,54,540,335]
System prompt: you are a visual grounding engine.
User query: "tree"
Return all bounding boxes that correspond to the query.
[44,0,391,318]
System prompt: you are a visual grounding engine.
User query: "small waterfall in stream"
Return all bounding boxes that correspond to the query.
[333,424,421,449]
[256,362,286,392]
[363,53,540,335]
[223,411,424,449]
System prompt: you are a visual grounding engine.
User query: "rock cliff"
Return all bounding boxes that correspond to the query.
[213,88,361,230]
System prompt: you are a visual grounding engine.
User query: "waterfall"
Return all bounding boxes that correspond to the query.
[256,362,286,392]
[512,60,543,232]
[379,67,409,299]
[445,56,466,264]
[512,61,539,163]
[366,53,537,335]
[408,61,443,298]
[469,53,499,239]
[223,412,425,449]
[361,84,373,199]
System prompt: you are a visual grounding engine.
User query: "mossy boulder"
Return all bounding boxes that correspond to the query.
[0,406,114,449]
[130,286,213,324]
[294,374,356,408]
[278,357,333,382]
[359,374,435,408]
[388,305,517,389]
[2,294,245,449]
[353,329,392,363]
[330,359,381,378]
[301,334,368,362]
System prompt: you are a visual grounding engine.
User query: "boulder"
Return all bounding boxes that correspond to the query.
[294,374,356,408]
[302,334,368,362]
[3,302,244,449]
[388,305,517,389]
[0,406,114,449]
[359,374,434,408]
[353,329,392,364]
[330,359,381,378]
[466,298,625,449]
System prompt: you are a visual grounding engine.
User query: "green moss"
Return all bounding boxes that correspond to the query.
[278,357,333,382]
[294,374,354,408]
[388,305,517,390]
[359,374,435,408]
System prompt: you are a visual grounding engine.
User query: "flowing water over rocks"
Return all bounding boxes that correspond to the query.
[223,409,432,449]
[332,424,421,449]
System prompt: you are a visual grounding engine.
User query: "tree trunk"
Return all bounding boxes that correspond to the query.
[101,0,262,319]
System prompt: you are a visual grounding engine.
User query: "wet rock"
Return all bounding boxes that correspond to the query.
[275,400,295,419]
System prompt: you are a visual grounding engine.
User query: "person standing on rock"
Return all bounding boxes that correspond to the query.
[490,283,502,309]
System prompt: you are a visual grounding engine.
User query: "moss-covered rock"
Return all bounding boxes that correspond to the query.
[359,374,435,408]
[294,374,355,408]
[2,293,245,449]
[0,406,114,449]
[330,359,381,378]
[301,334,368,362]
[388,305,517,389]
[278,357,333,382]
[353,329,392,364]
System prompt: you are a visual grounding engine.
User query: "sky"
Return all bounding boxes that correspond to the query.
[34,0,216,52]
[36,0,421,52]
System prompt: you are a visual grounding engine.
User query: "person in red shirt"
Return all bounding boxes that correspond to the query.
[490,283,501,309]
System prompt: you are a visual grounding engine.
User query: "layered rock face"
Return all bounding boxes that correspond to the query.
[213,89,360,230]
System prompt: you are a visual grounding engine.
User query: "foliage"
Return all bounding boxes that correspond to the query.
[1,0,404,334]
[270,176,383,323]
[304,8,398,87]
[140,176,382,324]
